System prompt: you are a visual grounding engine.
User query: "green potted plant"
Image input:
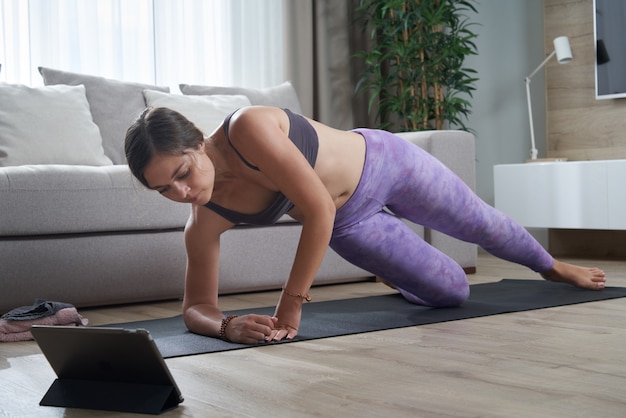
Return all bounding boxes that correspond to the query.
[354,0,478,132]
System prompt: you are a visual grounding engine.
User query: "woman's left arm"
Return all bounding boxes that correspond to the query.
[228,107,336,340]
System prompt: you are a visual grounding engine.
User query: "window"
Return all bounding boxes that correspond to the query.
[0,0,284,89]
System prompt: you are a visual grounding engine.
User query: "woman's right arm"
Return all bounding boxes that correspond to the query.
[181,208,276,344]
[181,212,224,337]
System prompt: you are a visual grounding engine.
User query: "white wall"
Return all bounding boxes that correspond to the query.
[465,0,545,205]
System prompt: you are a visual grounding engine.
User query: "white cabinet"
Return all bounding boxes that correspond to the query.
[494,160,626,230]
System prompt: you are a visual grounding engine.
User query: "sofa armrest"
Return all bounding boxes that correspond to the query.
[394,130,477,271]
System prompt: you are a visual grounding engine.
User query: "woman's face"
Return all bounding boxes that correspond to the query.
[142,144,214,205]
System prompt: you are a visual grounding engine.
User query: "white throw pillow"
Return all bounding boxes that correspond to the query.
[0,83,113,167]
[39,66,170,165]
[142,90,252,136]
[179,81,303,115]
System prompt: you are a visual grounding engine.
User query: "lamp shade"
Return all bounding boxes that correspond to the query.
[553,36,573,64]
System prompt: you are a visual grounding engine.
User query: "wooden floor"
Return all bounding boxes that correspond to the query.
[2,251,626,418]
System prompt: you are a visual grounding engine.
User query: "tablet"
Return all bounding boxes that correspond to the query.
[31,325,184,414]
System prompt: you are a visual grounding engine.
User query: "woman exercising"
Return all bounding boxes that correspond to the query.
[125,106,606,344]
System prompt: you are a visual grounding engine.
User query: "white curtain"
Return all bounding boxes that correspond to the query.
[0,0,284,90]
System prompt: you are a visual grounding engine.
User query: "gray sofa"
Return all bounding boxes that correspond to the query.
[0,68,476,314]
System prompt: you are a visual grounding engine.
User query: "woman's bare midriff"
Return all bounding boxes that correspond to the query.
[307,119,366,211]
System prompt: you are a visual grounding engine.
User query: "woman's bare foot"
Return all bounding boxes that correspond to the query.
[541,259,606,290]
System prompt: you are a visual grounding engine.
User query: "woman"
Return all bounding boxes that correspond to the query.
[125,106,606,344]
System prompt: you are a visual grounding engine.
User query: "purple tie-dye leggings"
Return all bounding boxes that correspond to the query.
[330,129,554,307]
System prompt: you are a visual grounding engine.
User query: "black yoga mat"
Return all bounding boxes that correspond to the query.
[105,279,626,359]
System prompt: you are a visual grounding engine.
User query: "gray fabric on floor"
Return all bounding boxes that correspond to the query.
[1,299,74,321]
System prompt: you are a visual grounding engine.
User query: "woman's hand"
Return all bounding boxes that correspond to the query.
[270,292,304,341]
[223,314,278,344]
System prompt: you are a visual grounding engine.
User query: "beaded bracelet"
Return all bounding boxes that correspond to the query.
[219,315,238,341]
[282,287,312,302]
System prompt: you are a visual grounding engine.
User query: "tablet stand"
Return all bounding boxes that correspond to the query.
[40,378,181,414]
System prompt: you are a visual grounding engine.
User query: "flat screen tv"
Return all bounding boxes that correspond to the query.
[594,0,626,99]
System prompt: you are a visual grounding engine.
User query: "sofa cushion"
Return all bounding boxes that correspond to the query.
[39,67,170,165]
[143,90,251,136]
[0,164,297,236]
[179,81,303,114]
[0,164,191,236]
[0,83,112,167]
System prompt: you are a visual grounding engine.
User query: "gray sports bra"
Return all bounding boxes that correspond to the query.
[204,108,319,225]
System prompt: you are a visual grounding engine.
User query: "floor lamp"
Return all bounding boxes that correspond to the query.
[525,36,572,161]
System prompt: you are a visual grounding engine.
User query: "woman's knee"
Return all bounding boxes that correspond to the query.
[393,264,469,307]
[330,212,470,307]
[435,280,470,307]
